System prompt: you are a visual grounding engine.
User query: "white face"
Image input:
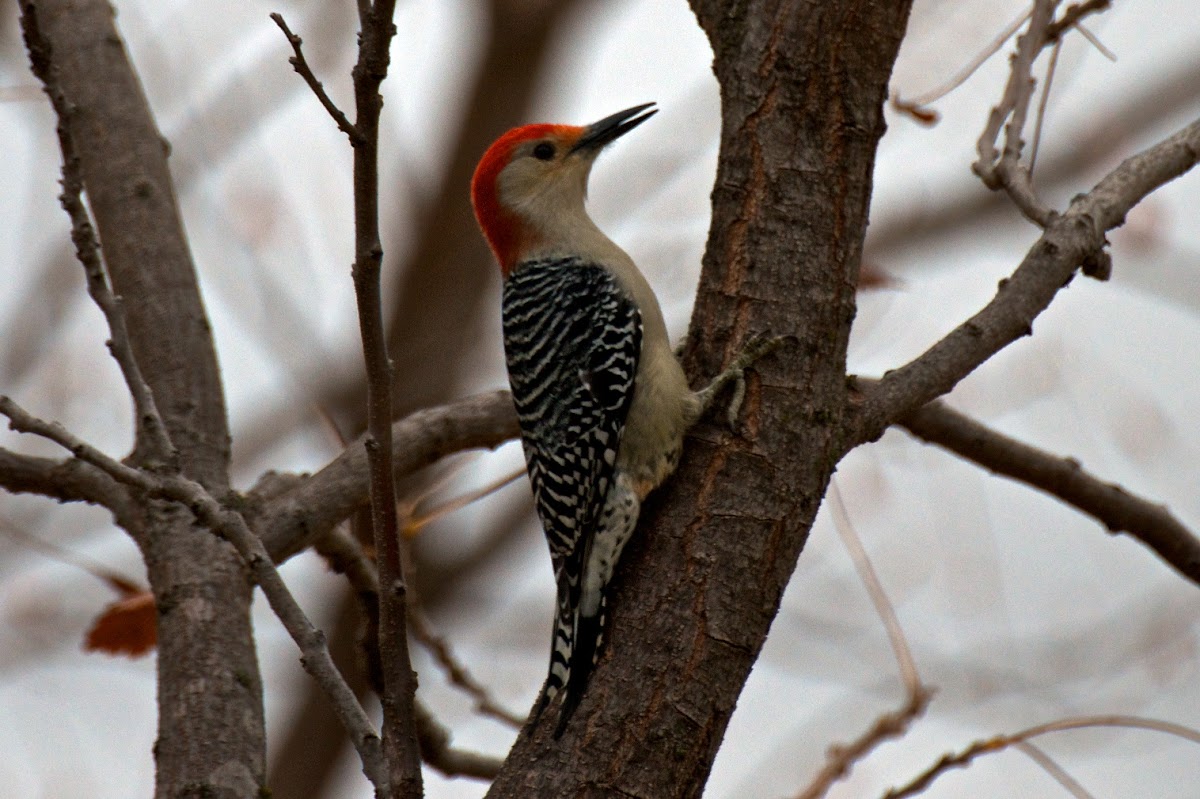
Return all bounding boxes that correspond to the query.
[496,137,594,229]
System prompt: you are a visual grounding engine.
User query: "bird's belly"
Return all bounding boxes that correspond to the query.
[615,347,696,498]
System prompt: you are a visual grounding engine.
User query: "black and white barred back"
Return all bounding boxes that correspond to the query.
[502,256,642,735]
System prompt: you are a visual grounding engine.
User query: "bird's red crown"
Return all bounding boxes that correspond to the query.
[471,124,581,275]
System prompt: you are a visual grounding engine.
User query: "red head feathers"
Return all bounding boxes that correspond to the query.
[470,124,581,274]
[470,104,657,275]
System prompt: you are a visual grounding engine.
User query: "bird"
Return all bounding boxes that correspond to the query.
[471,102,777,737]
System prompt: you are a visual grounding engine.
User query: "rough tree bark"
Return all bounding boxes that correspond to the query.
[487,3,913,796]
[18,1,264,796]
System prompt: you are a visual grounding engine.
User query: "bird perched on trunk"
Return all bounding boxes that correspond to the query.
[471,102,777,737]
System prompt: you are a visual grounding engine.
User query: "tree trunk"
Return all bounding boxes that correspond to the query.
[486,2,913,795]
[19,1,264,796]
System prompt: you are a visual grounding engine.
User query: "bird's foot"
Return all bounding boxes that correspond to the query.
[695,332,789,428]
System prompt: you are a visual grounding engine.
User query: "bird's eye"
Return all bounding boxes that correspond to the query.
[532,141,556,161]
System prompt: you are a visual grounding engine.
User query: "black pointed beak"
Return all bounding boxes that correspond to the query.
[570,103,657,155]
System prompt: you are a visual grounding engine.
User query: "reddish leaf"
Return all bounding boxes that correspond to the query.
[84,591,157,657]
[891,95,940,126]
[858,262,898,290]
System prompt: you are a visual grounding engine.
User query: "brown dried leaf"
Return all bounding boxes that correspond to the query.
[891,95,940,126]
[84,590,157,658]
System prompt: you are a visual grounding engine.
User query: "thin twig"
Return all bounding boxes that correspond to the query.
[270,13,362,145]
[413,700,504,780]
[1029,36,1061,174]
[1000,0,1055,166]
[348,0,423,791]
[973,0,1057,225]
[409,612,526,728]
[1012,741,1096,799]
[830,483,922,696]
[901,4,1032,109]
[0,395,390,793]
[972,0,1117,224]
[402,467,524,538]
[1073,22,1116,61]
[882,715,1200,798]
[795,690,933,799]
[1045,0,1111,42]
[792,483,933,799]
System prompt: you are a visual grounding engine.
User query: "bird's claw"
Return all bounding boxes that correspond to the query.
[695,332,789,428]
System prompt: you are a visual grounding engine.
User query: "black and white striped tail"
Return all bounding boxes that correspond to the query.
[533,589,609,738]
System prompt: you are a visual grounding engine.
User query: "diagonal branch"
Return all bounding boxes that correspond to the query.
[972,0,1057,225]
[792,485,934,799]
[889,391,1200,589]
[0,395,390,793]
[257,390,518,562]
[883,715,1200,798]
[0,447,143,534]
[851,116,1200,446]
[315,525,507,780]
[270,13,362,145]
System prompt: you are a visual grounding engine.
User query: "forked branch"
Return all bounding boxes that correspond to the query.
[0,396,390,793]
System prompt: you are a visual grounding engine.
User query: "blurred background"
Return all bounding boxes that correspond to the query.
[1,0,1198,796]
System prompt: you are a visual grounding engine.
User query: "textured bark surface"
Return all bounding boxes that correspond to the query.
[486,2,913,796]
[20,1,263,796]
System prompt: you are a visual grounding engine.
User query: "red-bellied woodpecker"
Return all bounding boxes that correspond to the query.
[471,102,777,737]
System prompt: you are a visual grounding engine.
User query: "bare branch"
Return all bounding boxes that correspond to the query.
[889,393,1200,590]
[852,115,1200,445]
[793,484,933,799]
[270,12,362,145]
[1078,118,1200,231]
[883,715,1200,798]
[0,396,390,794]
[409,612,526,729]
[1045,0,1111,42]
[1012,742,1096,799]
[796,689,933,799]
[257,391,518,562]
[873,56,1200,260]
[341,0,427,790]
[972,0,1056,225]
[1028,37,1061,174]
[0,446,143,533]
[971,0,1116,224]
[414,701,504,781]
